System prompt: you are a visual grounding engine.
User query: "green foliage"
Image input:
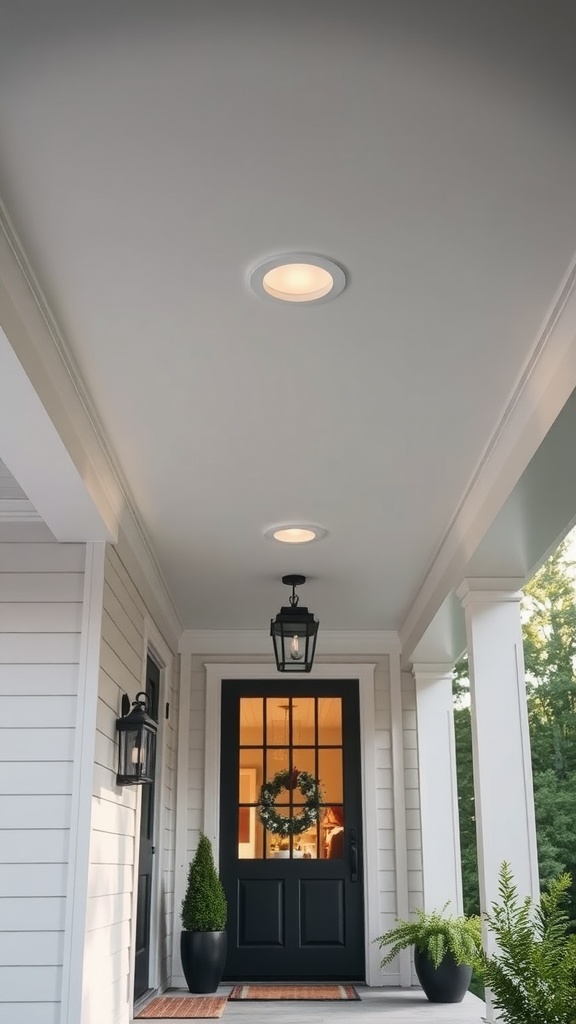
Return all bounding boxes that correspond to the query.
[376,905,481,969]
[181,833,227,932]
[454,539,576,924]
[474,862,576,1024]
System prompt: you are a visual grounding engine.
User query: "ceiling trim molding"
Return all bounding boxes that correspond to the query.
[179,629,400,655]
[0,199,182,644]
[0,499,41,522]
[400,249,576,659]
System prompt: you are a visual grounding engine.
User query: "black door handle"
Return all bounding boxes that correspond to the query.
[349,829,358,882]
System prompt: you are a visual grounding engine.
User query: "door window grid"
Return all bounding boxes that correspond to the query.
[238,696,344,859]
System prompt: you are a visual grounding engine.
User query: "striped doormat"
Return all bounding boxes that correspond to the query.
[228,985,360,1001]
[135,995,227,1018]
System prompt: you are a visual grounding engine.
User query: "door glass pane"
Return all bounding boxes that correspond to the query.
[320,805,345,859]
[292,749,316,802]
[266,697,290,747]
[318,748,343,803]
[238,693,345,860]
[318,697,342,745]
[266,748,289,780]
[292,697,315,745]
[240,697,263,746]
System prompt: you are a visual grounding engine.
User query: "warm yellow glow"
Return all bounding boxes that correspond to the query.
[273,527,317,544]
[262,263,334,302]
[290,635,303,661]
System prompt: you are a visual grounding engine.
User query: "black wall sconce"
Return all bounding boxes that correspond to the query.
[116,691,157,785]
[270,574,319,673]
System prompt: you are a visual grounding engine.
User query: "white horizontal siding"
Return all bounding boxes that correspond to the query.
[0,897,66,931]
[0,794,71,829]
[0,760,73,794]
[0,864,68,897]
[0,694,77,727]
[0,1005,60,1024]
[0,663,79,695]
[83,544,179,1024]
[0,830,69,863]
[0,966,62,1001]
[0,932,64,966]
[0,728,75,761]
[1,573,84,602]
[0,603,83,632]
[0,538,84,1024]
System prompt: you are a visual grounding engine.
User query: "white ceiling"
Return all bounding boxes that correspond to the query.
[1,1,576,640]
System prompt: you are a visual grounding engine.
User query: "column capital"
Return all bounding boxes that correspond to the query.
[456,577,525,607]
[412,662,454,683]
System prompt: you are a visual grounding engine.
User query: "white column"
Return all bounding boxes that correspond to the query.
[413,663,463,915]
[457,579,539,937]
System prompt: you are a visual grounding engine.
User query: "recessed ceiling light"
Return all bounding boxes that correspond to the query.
[250,254,346,304]
[264,524,328,544]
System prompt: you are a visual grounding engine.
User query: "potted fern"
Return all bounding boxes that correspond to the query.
[376,904,482,1002]
[180,833,228,993]
[474,861,576,1024]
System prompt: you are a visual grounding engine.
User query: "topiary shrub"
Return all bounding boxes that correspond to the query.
[181,832,227,932]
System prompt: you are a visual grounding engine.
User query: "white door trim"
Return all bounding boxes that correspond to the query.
[129,620,174,1017]
[203,662,380,986]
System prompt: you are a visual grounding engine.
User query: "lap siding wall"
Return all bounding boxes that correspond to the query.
[0,522,85,1024]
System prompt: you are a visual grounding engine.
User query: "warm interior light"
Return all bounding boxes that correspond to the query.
[262,263,334,302]
[273,527,317,544]
[290,635,303,661]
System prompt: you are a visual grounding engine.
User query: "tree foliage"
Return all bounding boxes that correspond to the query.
[454,540,576,923]
[474,862,576,1024]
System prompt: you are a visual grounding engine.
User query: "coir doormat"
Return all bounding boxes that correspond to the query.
[228,984,360,1001]
[135,995,227,1018]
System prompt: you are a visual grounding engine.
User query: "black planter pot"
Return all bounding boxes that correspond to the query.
[180,930,227,994]
[414,947,472,1003]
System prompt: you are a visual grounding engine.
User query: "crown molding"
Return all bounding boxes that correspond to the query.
[0,199,182,646]
[179,628,400,656]
[0,499,41,522]
[400,249,576,658]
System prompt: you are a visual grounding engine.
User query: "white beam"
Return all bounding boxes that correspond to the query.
[0,328,117,541]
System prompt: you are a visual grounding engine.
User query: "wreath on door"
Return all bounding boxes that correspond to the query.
[257,767,322,836]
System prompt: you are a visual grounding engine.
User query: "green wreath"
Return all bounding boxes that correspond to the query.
[258,768,322,836]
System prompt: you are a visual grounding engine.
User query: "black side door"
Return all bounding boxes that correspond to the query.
[134,656,160,1000]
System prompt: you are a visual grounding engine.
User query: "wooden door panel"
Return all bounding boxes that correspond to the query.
[220,679,365,980]
[300,878,345,945]
[238,879,284,945]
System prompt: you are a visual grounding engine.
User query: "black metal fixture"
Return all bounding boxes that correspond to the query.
[116,691,157,785]
[270,574,319,673]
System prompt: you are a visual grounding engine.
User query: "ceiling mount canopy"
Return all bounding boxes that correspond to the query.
[270,574,319,673]
[249,254,346,304]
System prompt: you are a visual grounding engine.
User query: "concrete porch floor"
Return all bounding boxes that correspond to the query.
[133,986,486,1023]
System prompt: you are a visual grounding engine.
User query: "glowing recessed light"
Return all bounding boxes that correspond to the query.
[250,254,346,304]
[264,524,328,544]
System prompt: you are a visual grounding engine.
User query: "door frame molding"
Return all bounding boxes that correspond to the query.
[204,662,380,985]
[129,620,173,1014]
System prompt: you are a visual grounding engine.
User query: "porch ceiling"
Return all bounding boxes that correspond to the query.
[1,2,576,648]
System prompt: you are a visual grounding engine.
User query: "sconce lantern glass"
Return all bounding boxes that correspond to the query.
[116,691,157,785]
[270,574,319,673]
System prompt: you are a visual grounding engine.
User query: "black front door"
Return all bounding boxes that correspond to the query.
[220,679,365,980]
[134,656,160,1000]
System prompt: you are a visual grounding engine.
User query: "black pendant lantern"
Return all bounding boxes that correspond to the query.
[270,574,319,673]
[116,691,157,785]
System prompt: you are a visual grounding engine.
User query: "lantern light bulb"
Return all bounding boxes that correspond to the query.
[290,635,303,661]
